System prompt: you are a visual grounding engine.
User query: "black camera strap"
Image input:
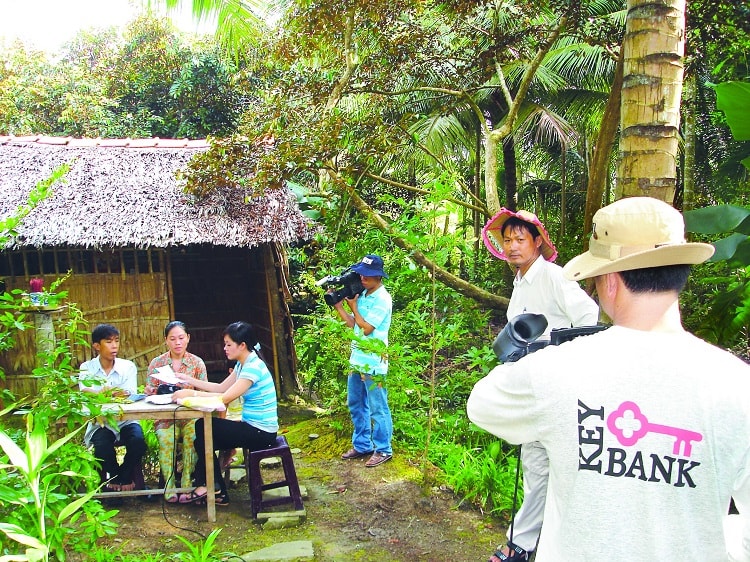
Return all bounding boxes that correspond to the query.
[508,444,522,545]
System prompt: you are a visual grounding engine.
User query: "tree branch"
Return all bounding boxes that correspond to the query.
[485,16,569,214]
[338,178,509,310]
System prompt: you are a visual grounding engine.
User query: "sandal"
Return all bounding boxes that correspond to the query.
[180,487,217,504]
[165,494,179,503]
[489,542,529,562]
[117,481,136,492]
[195,492,230,507]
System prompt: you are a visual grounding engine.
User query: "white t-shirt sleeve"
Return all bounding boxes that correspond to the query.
[467,361,538,444]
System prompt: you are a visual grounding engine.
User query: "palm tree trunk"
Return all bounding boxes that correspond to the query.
[617,0,686,203]
[585,50,624,240]
[503,137,517,211]
[681,73,696,211]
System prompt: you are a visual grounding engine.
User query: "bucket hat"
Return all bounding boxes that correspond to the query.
[350,254,389,278]
[563,197,715,281]
[482,208,558,262]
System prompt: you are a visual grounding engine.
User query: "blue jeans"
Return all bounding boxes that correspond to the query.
[347,371,393,455]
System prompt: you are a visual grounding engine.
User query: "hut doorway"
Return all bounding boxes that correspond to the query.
[168,245,264,382]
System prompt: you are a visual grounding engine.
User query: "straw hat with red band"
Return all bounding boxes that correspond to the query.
[562,197,715,281]
[482,208,558,263]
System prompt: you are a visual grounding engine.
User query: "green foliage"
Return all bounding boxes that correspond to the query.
[0,14,244,138]
[683,83,750,350]
[84,547,169,562]
[0,177,122,561]
[172,529,232,562]
[294,217,517,511]
[0,413,117,562]
[442,436,521,516]
[713,81,750,142]
[685,204,750,264]
[695,266,750,351]
[712,81,750,171]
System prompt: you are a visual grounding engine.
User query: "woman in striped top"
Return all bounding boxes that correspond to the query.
[172,321,278,506]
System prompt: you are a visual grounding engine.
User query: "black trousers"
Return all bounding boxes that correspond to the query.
[90,423,146,486]
[193,417,276,495]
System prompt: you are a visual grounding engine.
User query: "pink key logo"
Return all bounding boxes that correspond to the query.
[607,401,702,457]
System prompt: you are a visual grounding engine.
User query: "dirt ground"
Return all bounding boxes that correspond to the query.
[94,400,508,561]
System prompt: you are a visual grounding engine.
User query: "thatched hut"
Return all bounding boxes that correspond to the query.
[0,135,316,398]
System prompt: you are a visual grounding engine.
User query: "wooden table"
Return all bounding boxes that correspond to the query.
[98,401,217,522]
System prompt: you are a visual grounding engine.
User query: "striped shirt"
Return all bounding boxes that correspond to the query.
[237,351,279,433]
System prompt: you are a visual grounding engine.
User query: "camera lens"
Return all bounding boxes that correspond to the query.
[324,289,344,307]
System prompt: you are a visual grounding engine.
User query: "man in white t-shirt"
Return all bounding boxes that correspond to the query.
[469,197,750,561]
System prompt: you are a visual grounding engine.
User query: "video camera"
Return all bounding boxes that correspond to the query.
[316,268,365,306]
[493,313,607,363]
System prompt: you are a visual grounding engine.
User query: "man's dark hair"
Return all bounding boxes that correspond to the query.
[92,323,119,343]
[619,264,691,293]
[502,216,540,239]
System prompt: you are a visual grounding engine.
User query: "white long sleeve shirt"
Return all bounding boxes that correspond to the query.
[468,327,750,561]
[507,254,599,336]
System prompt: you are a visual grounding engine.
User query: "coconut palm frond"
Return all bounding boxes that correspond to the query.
[411,113,475,158]
[555,90,610,136]
[544,44,615,91]
[516,105,578,150]
[165,0,269,54]
[588,1,627,26]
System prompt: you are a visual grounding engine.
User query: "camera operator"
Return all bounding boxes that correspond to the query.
[481,208,599,562]
[331,254,394,468]
[468,197,750,561]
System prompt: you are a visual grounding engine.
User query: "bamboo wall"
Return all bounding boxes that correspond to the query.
[0,244,298,399]
[0,270,169,397]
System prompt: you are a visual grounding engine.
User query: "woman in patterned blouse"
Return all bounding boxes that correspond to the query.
[145,321,207,503]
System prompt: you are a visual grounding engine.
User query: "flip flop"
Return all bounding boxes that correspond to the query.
[194,492,230,507]
[117,481,136,492]
[180,488,217,504]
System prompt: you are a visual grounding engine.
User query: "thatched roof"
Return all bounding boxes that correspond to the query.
[0,136,317,249]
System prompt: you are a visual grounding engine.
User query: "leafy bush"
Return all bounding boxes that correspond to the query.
[293,216,519,513]
[0,412,118,561]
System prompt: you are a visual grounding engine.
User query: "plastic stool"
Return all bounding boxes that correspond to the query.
[247,435,304,518]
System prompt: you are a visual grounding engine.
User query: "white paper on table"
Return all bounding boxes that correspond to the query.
[144,394,174,405]
[151,365,180,384]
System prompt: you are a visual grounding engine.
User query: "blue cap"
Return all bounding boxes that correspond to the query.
[350,254,388,278]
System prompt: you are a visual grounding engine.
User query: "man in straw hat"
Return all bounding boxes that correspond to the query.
[481,208,599,561]
[468,197,750,561]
